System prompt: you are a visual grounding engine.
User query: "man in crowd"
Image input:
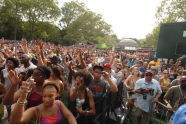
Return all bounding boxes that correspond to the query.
[16,53,37,74]
[103,63,117,85]
[88,65,118,122]
[164,76,186,120]
[134,70,162,124]
[171,70,186,86]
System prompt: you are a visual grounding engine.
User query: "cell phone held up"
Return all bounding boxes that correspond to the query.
[27,78,34,88]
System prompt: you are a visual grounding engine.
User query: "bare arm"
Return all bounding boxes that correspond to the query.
[60,101,77,124]
[77,50,86,69]
[0,83,5,99]
[69,88,78,101]
[10,83,35,124]
[3,85,18,105]
[124,75,132,89]
[11,103,35,124]
[3,70,21,105]
[102,71,118,93]
[87,90,96,115]
[106,77,118,93]
[21,38,29,54]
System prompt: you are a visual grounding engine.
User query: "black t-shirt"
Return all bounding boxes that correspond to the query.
[89,79,107,114]
[89,80,107,102]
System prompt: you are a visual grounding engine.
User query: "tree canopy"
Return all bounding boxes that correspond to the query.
[139,0,185,48]
[0,0,118,47]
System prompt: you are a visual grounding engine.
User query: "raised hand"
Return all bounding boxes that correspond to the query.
[21,38,28,46]
[36,40,44,49]
[0,37,4,43]
[8,70,20,86]
[102,71,110,79]
[35,45,41,54]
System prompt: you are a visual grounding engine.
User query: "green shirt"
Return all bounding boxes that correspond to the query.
[164,85,186,107]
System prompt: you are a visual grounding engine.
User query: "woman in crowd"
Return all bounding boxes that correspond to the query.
[124,67,141,107]
[3,66,51,109]
[11,83,76,124]
[159,70,171,92]
[0,57,19,90]
[169,65,178,81]
[45,65,64,95]
[151,66,159,81]
[69,72,95,124]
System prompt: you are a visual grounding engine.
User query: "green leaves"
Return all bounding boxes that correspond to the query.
[0,0,118,46]
[155,0,186,23]
[60,1,117,46]
[140,0,185,48]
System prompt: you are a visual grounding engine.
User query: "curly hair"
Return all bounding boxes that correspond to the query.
[6,57,19,68]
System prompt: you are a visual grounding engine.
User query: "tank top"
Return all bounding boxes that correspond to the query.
[40,100,63,124]
[27,91,43,109]
[77,88,90,111]
[2,68,12,90]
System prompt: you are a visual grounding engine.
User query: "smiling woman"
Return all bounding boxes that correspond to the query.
[10,82,77,124]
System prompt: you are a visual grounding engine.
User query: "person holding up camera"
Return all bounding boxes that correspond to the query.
[88,65,118,121]
[134,70,162,124]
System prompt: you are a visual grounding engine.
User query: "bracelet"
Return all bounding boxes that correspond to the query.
[17,100,27,105]
[85,110,89,115]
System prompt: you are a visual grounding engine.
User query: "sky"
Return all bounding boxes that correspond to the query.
[58,0,162,39]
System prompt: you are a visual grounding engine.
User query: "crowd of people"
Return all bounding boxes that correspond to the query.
[0,38,186,124]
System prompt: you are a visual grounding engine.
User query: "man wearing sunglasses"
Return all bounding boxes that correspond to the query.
[134,70,162,124]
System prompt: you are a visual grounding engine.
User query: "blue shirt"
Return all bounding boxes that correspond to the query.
[134,78,162,112]
[171,104,186,124]
[138,66,146,78]
[127,62,134,67]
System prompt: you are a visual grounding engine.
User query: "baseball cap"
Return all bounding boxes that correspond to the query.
[103,63,112,68]
[145,70,153,74]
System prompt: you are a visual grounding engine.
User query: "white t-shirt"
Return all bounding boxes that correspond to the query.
[16,61,37,74]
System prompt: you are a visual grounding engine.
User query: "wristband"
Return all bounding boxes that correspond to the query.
[17,100,27,105]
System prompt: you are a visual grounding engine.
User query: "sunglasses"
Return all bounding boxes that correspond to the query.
[145,74,153,76]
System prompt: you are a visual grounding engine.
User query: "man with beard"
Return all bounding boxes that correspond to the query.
[164,76,186,121]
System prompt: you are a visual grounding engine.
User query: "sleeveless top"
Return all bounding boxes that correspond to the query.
[2,68,12,90]
[39,100,63,124]
[82,90,90,111]
[27,91,43,109]
[75,88,90,114]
